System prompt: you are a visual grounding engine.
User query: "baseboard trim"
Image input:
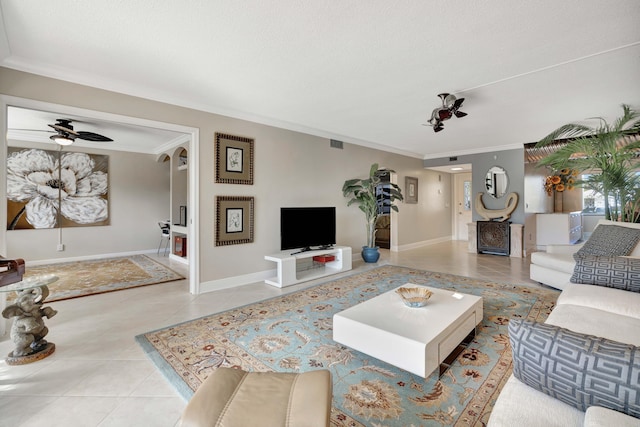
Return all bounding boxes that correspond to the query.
[394,236,452,252]
[199,269,275,293]
[26,249,158,266]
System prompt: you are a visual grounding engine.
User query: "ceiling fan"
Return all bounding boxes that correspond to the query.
[424,93,468,132]
[11,118,114,146]
[46,119,113,146]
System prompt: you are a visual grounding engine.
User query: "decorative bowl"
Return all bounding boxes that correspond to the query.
[396,287,433,308]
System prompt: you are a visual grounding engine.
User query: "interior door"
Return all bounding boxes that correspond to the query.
[455,173,473,240]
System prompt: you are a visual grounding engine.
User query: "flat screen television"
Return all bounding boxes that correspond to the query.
[280,207,336,252]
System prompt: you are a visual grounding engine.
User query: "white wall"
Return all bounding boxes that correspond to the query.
[0,67,454,288]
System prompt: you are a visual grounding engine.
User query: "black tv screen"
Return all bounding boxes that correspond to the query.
[280,207,336,251]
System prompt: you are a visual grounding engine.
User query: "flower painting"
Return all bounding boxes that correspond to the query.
[7,148,109,229]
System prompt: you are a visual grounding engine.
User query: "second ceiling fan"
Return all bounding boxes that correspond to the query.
[47,119,113,145]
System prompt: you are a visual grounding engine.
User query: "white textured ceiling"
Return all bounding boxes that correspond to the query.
[1,1,639,158]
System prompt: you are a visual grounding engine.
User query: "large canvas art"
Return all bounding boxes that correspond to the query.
[7,148,109,230]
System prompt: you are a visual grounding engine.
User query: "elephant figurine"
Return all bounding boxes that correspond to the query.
[2,285,57,357]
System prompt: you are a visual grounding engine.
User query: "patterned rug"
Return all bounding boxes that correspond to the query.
[20,255,184,302]
[136,265,559,426]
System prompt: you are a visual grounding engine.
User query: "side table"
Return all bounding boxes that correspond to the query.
[1,274,58,365]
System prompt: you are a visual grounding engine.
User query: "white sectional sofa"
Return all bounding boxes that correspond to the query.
[489,283,640,426]
[530,219,640,290]
[489,219,640,426]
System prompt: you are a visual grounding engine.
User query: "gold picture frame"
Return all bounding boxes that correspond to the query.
[215,196,254,246]
[405,176,418,204]
[215,132,254,185]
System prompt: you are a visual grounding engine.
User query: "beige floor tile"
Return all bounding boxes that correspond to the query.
[19,396,123,427]
[97,397,184,427]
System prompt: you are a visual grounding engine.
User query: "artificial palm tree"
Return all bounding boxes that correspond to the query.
[536,104,640,222]
[342,163,403,260]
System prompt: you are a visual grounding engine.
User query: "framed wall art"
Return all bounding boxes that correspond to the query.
[405,176,418,204]
[215,196,255,246]
[7,147,110,229]
[215,132,254,185]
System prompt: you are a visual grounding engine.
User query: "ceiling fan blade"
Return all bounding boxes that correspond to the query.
[454,111,468,118]
[75,131,113,142]
[10,128,54,133]
[453,98,465,109]
[49,123,79,135]
[434,124,444,132]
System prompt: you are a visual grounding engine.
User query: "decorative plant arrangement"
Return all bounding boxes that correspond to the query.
[342,163,403,262]
[536,104,640,222]
[544,168,578,196]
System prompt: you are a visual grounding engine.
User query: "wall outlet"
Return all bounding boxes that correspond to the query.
[56,244,64,251]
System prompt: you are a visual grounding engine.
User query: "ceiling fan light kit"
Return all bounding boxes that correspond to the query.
[50,135,75,145]
[425,93,467,132]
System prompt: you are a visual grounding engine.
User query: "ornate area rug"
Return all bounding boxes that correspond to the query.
[136,265,559,426]
[21,255,184,302]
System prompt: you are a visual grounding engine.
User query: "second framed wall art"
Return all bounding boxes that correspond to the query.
[215,196,255,246]
[215,132,254,185]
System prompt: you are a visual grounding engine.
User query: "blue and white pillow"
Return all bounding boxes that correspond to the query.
[571,255,640,293]
[508,319,640,418]
[575,225,640,258]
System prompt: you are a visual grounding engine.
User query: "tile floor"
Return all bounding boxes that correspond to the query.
[0,241,541,427]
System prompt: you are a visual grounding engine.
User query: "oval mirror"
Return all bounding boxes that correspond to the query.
[484,166,508,198]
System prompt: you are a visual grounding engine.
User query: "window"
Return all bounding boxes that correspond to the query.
[582,172,640,216]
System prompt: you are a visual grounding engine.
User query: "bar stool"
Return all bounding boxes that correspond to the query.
[157,222,170,256]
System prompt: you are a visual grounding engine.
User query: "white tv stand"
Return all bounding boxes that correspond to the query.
[264,246,352,288]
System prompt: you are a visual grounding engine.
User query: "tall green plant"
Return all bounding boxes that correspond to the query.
[536,104,640,222]
[342,163,403,247]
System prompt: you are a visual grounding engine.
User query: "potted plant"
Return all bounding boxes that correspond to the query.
[342,163,403,262]
[536,104,640,222]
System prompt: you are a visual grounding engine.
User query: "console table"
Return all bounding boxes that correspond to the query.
[264,246,352,287]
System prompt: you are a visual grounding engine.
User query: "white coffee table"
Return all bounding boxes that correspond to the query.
[333,284,483,378]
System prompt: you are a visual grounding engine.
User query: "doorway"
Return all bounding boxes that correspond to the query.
[454,172,473,240]
[0,95,200,294]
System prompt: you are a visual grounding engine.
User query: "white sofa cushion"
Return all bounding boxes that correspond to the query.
[558,283,640,320]
[547,304,640,345]
[584,406,640,427]
[508,320,640,419]
[531,252,575,274]
[530,264,571,290]
[488,375,585,427]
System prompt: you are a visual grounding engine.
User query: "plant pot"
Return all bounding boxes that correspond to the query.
[361,246,380,263]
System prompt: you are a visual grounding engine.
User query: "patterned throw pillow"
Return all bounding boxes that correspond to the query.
[575,225,640,258]
[570,255,640,292]
[508,319,640,418]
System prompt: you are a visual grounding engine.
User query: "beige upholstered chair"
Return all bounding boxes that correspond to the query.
[180,367,332,427]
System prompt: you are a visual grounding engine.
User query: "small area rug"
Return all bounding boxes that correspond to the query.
[22,255,184,302]
[136,265,559,426]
